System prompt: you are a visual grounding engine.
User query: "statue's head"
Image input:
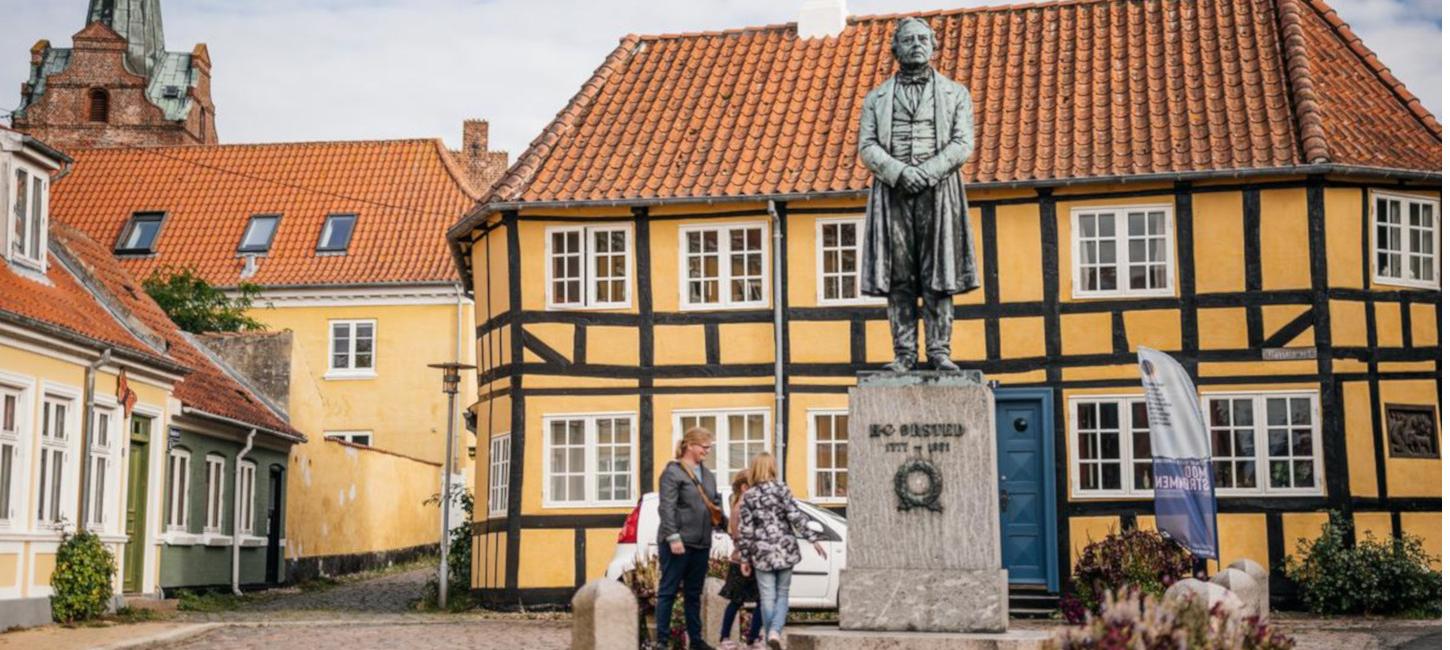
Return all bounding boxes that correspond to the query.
[891,18,937,68]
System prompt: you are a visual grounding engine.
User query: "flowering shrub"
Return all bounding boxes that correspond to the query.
[1058,587,1295,650]
[1063,528,1193,622]
[51,528,118,624]
[621,553,729,649]
[1285,513,1440,617]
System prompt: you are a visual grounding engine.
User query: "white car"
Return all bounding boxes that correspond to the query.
[604,492,849,609]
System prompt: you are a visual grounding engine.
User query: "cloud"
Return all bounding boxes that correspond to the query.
[1,0,1440,157]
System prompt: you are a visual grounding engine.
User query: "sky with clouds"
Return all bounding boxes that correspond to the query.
[1,0,1441,159]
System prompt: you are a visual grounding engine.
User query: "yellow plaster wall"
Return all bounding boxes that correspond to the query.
[1401,513,1441,569]
[585,528,621,582]
[950,318,987,361]
[1282,512,1330,561]
[656,325,707,365]
[1409,304,1437,345]
[1208,513,1268,574]
[1340,382,1379,498]
[1000,317,1046,359]
[1123,309,1181,352]
[0,553,15,587]
[995,203,1043,303]
[1198,360,1317,377]
[1380,380,1440,497]
[31,554,55,586]
[864,321,895,363]
[1060,313,1112,356]
[1353,512,1393,544]
[1198,308,1248,350]
[718,323,776,365]
[1061,364,1140,382]
[587,326,640,366]
[954,206,987,306]
[790,321,852,363]
[1323,187,1364,289]
[1192,191,1246,293]
[517,528,576,588]
[1260,188,1311,290]
[1329,300,1367,347]
[527,323,577,363]
[1068,516,1123,568]
[285,439,441,559]
[1374,303,1403,347]
[1261,305,1315,348]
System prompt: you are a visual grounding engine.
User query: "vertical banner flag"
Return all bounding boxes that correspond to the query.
[1137,347,1218,559]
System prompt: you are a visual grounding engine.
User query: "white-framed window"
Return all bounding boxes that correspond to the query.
[816,217,883,305]
[204,454,226,533]
[545,224,632,309]
[1068,396,1154,497]
[10,164,46,268]
[327,320,376,377]
[1070,205,1175,298]
[1373,192,1439,288]
[808,410,848,503]
[87,407,117,529]
[325,431,372,446]
[542,414,636,507]
[0,383,27,525]
[1203,391,1322,496]
[679,222,769,309]
[237,461,256,536]
[487,433,510,517]
[673,408,771,491]
[36,395,72,525]
[166,448,191,532]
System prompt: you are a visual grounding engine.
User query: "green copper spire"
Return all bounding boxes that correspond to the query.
[86,0,165,76]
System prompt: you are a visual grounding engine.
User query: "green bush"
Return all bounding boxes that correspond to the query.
[421,488,475,611]
[1285,513,1440,617]
[1059,587,1295,649]
[51,528,118,624]
[1063,527,1193,622]
[143,266,265,333]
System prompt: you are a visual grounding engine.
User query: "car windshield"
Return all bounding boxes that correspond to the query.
[799,501,845,526]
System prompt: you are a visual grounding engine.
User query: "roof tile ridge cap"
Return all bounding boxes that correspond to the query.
[1274,0,1331,164]
[638,22,797,41]
[847,0,1105,23]
[430,138,485,202]
[483,35,643,203]
[179,329,293,428]
[46,232,173,358]
[1303,0,1442,139]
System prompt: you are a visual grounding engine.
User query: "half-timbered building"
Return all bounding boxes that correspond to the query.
[449,0,1441,607]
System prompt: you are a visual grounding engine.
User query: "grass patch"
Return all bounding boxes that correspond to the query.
[296,576,340,593]
[176,590,250,612]
[107,607,171,624]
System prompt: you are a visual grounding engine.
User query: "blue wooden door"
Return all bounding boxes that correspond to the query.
[995,394,1056,588]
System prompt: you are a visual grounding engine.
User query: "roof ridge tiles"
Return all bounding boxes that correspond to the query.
[73,138,446,152]
[1301,0,1442,138]
[1274,0,1332,164]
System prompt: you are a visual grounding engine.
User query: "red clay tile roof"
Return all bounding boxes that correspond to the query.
[481,0,1439,207]
[52,139,480,288]
[17,223,302,440]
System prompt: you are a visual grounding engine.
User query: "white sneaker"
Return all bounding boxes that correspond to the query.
[718,641,740,650]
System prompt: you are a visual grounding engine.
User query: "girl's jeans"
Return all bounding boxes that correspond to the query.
[754,568,793,635]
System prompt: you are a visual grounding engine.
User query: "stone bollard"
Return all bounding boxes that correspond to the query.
[571,579,638,650]
[1227,558,1271,619]
[1212,567,1267,620]
[1163,578,1244,619]
[701,576,729,645]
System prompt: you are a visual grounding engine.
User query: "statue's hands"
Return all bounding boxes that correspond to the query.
[898,166,930,194]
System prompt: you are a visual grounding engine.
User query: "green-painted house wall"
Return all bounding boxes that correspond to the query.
[160,428,290,590]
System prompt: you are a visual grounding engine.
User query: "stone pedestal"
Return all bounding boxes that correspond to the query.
[570,579,638,650]
[787,628,1053,650]
[838,371,1008,633]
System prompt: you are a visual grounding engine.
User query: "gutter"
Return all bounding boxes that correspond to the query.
[179,406,305,444]
[232,429,256,596]
[768,201,786,472]
[0,309,188,376]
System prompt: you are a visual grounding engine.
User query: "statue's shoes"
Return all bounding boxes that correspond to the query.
[885,357,915,373]
[928,355,960,371]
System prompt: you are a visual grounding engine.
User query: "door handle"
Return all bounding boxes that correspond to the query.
[998,475,1009,511]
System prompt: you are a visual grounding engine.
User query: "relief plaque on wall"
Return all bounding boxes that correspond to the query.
[1386,404,1439,459]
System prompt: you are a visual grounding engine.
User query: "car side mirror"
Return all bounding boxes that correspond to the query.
[805,520,825,534]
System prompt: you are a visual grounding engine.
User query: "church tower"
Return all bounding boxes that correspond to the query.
[12,0,218,150]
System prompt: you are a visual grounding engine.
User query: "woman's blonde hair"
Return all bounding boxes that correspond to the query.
[746,453,778,485]
[677,426,715,459]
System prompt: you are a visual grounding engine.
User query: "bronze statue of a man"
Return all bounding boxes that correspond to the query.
[858,18,979,373]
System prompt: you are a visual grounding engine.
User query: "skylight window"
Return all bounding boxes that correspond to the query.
[238,214,280,253]
[116,213,164,254]
[317,214,356,253]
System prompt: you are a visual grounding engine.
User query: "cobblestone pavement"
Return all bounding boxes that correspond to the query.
[158,619,570,650]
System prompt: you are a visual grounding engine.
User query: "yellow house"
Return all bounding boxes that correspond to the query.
[0,127,303,627]
[449,0,1441,607]
[51,138,493,577]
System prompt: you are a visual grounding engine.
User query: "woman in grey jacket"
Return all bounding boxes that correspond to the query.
[737,453,824,650]
[656,427,723,650]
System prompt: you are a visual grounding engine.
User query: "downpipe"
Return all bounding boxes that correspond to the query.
[233,429,256,596]
[768,201,786,471]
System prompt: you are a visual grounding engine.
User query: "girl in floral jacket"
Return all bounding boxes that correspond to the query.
[737,453,824,650]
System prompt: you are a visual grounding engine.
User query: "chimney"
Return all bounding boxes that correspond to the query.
[463,119,490,164]
[797,0,848,39]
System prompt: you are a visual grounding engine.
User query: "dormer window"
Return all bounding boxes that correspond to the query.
[116,212,165,255]
[11,167,46,267]
[317,214,356,253]
[239,214,280,253]
[88,88,109,123]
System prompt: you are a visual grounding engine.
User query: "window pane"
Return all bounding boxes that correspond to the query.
[319,215,357,251]
[241,216,279,250]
